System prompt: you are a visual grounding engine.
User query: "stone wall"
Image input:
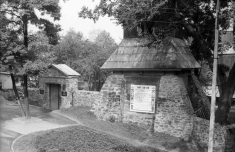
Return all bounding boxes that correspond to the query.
[93,73,162,129]
[92,73,226,151]
[60,77,78,108]
[123,74,161,129]
[0,88,44,106]
[73,90,101,107]
[93,73,194,134]
[0,89,15,101]
[39,76,67,109]
[38,75,100,109]
[92,74,125,121]
[59,77,101,109]
[39,76,83,109]
[154,75,194,139]
[28,88,44,106]
[193,117,227,152]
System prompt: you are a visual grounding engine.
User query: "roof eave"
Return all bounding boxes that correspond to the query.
[101,67,200,71]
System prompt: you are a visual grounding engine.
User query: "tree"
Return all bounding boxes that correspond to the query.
[54,29,84,66]
[54,29,98,89]
[92,30,117,90]
[0,0,62,119]
[88,28,103,42]
[94,30,117,66]
[54,29,117,90]
[28,31,55,64]
[0,3,27,117]
[79,0,235,125]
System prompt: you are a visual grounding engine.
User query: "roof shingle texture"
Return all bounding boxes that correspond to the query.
[52,64,80,76]
[101,37,201,71]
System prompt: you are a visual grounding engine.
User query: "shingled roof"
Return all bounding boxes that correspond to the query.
[101,37,201,71]
[51,64,80,76]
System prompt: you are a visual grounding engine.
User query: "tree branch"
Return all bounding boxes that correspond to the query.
[0,10,22,19]
[226,124,235,129]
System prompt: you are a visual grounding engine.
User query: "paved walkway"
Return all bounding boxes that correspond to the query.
[0,98,78,152]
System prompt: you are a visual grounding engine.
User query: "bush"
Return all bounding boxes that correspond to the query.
[34,126,161,152]
[108,115,116,123]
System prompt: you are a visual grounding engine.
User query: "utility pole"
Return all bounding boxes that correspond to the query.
[208,0,220,152]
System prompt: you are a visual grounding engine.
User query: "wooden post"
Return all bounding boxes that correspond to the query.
[208,0,220,152]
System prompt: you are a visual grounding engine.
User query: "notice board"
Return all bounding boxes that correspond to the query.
[130,84,156,113]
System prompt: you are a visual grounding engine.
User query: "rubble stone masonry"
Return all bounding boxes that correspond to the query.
[154,74,194,140]
[91,73,227,151]
[60,78,78,108]
[92,74,125,121]
[60,78,101,109]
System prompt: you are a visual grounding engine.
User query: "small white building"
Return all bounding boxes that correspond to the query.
[0,72,21,90]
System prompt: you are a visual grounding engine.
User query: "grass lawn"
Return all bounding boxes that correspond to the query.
[13,125,163,152]
[13,106,192,152]
[59,106,151,142]
[58,106,190,151]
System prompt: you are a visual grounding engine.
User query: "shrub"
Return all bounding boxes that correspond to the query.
[108,115,116,123]
[34,126,161,152]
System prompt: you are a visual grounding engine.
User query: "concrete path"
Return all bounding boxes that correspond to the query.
[0,128,21,152]
[0,99,78,152]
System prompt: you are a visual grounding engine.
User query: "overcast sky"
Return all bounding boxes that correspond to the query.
[29,0,123,44]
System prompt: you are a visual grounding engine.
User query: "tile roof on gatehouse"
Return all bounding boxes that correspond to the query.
[101,37,201,71]
[51,64,80,76]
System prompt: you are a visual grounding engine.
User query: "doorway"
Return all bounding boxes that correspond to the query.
[49,84,61,110]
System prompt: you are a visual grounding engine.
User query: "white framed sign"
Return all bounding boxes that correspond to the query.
[130,84,156,113]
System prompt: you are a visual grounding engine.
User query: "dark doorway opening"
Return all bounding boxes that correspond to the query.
[49,84,61,110]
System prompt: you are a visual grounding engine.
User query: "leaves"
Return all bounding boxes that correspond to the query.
[0,0,61,75]
[53,29,117,90]
[19,60,48,75]
[1,0,61,44]
[78,0,234,60]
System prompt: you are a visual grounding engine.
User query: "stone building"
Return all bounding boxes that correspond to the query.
[39,64,80,110]
[91,30,227,151]
[93,36,201,137]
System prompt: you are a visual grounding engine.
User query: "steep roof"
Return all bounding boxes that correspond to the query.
[101,37,201,71]
[51,64,80,76]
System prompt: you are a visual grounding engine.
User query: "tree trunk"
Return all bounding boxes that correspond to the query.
[23,15,28,49]
[23,74,31,119]
[10,73,26,118]
[22,14,31,119]
[215,63,235,125]
[191,71,211,108]
[88,75,92,91]
[176,11,235,125]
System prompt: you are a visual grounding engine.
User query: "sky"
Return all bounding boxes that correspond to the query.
[30,0,123,44]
